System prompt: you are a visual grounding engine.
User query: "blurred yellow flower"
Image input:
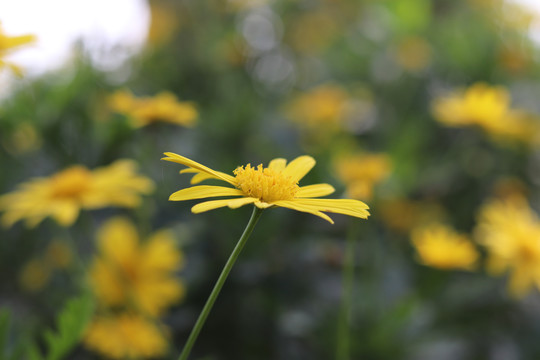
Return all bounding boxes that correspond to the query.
[334,152,392,200]
[394,36,432,72]
[0,22,36,76]
[89,217,185,317]
[411,224,479,270]
[0,160,154,228]
[476,196,540,298]
[286,84,350,133]
[84,313,168,359]
[432,83,539,145]
[147,1,181,46]
[108,90,198,128]
[19,258,52,293]
[162,153,370,223]
[379,198,447,234]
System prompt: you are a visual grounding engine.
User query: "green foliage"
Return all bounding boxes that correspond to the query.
[31,295,95,360]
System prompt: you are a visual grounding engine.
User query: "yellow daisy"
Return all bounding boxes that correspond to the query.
[411,224,479,271]
[0,22,36,76]
[108,90,198,128]
[84,313,168,359]
[334,152,392,200]
[432,82,539,145]
[0,160,154,227]
[162,153,370,223]
[89,217,185,317]
[476,196,540,298]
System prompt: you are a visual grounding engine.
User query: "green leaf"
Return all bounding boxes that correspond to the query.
[42,295,95,360]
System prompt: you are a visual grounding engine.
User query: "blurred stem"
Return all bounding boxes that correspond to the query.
[178,206,264,360]
[336,222,358,360]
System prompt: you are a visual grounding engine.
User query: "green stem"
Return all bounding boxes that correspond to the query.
[336,223,358,360]
[178,206,264,360]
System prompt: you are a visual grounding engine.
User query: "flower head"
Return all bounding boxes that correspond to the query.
[411,224,479,270]
[334,152,392,200]
[0,22,36,76]
[162,153,369,223]
[84,313,168,359]
[432,83,539,145]
[286,84,350,132]
[475,196,540,297]
[108,90,198,128]
[89,217,185,317]
[0,160,154,227]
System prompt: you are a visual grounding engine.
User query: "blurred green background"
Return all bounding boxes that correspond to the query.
[1,0,540,359]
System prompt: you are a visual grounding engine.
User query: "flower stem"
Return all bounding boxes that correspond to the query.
[336,223,358,360]
[178,206,264,360]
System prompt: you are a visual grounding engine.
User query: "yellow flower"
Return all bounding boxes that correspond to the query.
[393,36,432,72]
[84,313,168,359]
[108,90,198,128]
[433,83,511,128]
[162,153,370,223]
[147,1,181,46]
[334,153,392,200]
[286,84,350,133]
[0,22,36,76]
[379,198,447,234]
[89,217,185,317]
[19,258,52,293]
[476,196,540,298]
[411,224,479,270]
[0,160,154,228]
[432,83,539,145]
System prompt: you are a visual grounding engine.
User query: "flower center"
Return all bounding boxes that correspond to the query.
[233,164,299,203]
[50,166,92,199]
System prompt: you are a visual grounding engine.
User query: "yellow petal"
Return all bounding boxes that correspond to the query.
[162,152,236,185]
[180,168,230,184]
[97,217,139,265]
[191,198,244,213]
[269,158,287,171]
[289,198,370,219]
[282,156,316,182]
[272,200,334,223]
[296,184,335,198]
[228,197,258,209]
[508,267,534,298]
[169,185,243,201]
[52,201,80,226]
[254,201,273,209]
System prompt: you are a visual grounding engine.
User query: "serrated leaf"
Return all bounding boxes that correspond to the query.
[42,295,95,360]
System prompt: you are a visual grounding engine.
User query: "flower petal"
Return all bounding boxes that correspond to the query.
[162,152,236,185]
[269,158,287,171]
[180,168,231,185]
[290,198,370,219]
[169,185,243,201]
[296,184,335,198]
[273,200,334,224]
[228,197,258,209]
[282,156,316,182]
[191,199,242,213]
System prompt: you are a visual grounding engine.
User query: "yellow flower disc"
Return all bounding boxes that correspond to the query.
[234,164,299,203]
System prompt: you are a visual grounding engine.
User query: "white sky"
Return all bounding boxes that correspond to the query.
[0,0,150,77]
